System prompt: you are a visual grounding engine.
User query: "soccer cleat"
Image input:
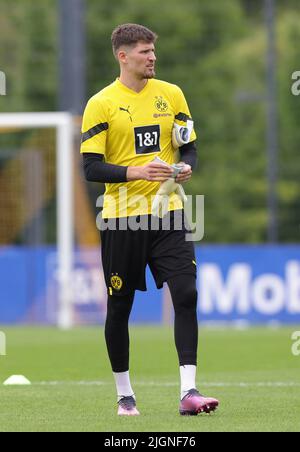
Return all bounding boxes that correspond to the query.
[179,389,219,416]
[117,396,140,416]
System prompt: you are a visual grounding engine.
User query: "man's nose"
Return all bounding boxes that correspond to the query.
[148,52,156,62]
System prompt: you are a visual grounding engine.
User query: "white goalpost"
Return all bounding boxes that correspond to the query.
[0,112,74,329]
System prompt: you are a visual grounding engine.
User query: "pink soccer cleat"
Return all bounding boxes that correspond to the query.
[117,396,140,416]
[179,389,219,416]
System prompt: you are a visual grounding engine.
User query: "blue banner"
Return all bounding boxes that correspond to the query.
[197,246,300,325]
[0,246,300,325]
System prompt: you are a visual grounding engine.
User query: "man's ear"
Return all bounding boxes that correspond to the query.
[118,49,127,64]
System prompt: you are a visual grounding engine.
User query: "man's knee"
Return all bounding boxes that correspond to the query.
[169,278,198,313]
[179,286,197,310]
[106,293,135,320]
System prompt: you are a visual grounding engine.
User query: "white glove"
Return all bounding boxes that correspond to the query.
[151,177,188,218]
[172,119,194,149]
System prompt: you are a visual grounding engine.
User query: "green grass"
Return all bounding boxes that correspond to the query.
[0,326,300,432]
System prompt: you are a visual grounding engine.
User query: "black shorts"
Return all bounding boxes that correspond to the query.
[100,209,197,296]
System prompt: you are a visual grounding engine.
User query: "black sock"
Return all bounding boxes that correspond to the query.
[167,274,198,366]
[104,292,135,373]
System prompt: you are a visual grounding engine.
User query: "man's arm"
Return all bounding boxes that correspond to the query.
[82,153,173,183]
[178,140,197,170]
[83,153,128,183]
[175,141,197,184]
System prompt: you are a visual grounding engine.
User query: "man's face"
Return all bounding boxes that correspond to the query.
[120,41,156,79]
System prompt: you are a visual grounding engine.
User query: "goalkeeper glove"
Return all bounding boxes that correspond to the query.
[172,119,194,149]
[151,158,187,218]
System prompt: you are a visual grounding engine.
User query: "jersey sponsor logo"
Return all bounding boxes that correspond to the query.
[155,96,168,112]
[119,106,132,122]
[110,274,123,291]
[134,125,161,154]
[153,113,172,118]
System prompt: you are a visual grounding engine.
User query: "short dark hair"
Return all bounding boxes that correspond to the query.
[111,23,157,57]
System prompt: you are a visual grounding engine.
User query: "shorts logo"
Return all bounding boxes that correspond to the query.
[110,274,123,291]
[155,96,168,112]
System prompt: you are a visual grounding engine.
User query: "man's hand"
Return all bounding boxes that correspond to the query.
[127,162,174,182]
[175,163,192,183]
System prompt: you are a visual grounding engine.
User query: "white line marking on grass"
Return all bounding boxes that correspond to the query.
[33,381,300,388]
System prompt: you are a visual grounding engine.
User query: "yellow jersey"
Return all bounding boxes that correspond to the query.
[81,78,196,218]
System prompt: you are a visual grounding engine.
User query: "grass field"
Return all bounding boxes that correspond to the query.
[0,326,299,432]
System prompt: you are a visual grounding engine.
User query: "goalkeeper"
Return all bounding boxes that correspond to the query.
[81,23,219,417]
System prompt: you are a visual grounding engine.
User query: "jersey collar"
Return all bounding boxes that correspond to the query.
[115,78,152,96]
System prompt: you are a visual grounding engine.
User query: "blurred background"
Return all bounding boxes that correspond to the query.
[0,0,300,326]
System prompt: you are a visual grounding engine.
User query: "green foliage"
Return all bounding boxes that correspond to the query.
[0,0,57,111]
[277,12,300,241]
[0,0,299,243]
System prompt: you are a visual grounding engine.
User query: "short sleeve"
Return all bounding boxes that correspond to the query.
[80,96,109,156]
[173,85,197,142]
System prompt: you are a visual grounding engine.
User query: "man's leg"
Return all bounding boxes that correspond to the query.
[167,274,198,376]
[167,273,219,415]
[105,291,140,415]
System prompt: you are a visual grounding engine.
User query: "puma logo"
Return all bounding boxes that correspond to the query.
[119,106,132,122]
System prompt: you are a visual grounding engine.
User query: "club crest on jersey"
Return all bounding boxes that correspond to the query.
[155,96,168,112]
[110,274,123,291]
